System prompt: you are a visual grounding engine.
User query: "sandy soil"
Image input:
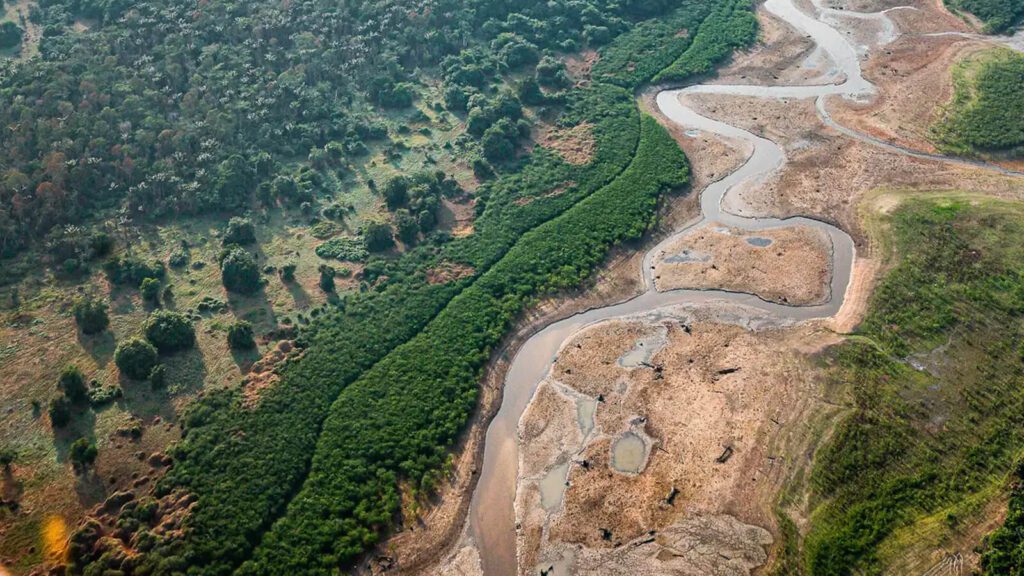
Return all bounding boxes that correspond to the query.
[653,223,833,305]
[712,7,832,87]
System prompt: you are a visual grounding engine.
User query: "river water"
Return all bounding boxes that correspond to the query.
[464,0,1023,574]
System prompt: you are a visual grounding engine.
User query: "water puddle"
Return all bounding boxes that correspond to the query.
[746,236,773,247]
[685,129,701,137]
[538,461,571,511]
[610,432,648,474]
[617,327,669,368]
[535,550,576,576]
[576,397,597,438]
[664,249,711,263]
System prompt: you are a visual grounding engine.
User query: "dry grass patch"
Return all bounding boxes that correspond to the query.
[537,122,596,166]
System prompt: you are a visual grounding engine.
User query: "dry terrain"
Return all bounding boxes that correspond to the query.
[652,223,833,305]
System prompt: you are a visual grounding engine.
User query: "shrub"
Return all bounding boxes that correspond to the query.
[228,321,257,350]
[363,221,395,252]
[318,265,336,293]
[58,366,89,404]
[316,237,369,262]
[89,232,114,258]
[223,217,257,246]
[280,263,297,282]
[221,247,261,294]
[115,338,159,380]
[69,438,98,472]
[144,310,196,354]
[49,397,72,428]
[140,277,161,304]
[103,255,165,286]
[72,297,110,335]
[382,176,409,210]
[169,249,189,268]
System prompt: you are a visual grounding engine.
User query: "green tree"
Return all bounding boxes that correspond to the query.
[58,366,89,404]
[363,221,395,252]
[48,397,72,428]
[213,155,256,210]
[72,297,110,335]
[482,120,517,163]
[223,217,257,246]
[0,448,14,470]
[382,176,409,210]
[140,277,161,304]
[228,321,257,350]
[0,22,22,50]
[115,338,159,380]
[144,310,196,353]
[221,247,261,294]
[318,265,336,293]
[395,210,419,245]
[69,438,98,472]
[280,263,297,282]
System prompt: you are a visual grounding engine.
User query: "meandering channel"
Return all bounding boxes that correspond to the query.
[465,0,1023,574]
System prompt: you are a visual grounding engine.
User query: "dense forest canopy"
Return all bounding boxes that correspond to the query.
[933,48,1024,156]
[948,0,1024,33]
[0,0,674,259]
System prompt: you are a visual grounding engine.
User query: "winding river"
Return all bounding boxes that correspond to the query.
[464,1,1024,574]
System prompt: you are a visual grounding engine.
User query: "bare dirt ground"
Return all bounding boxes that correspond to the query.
[653,223,833,305]
[713,7,830,87]
[513,311,841,575]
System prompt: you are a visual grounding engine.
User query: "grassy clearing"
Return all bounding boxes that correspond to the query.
[932,48,1024,158]
[793,194,1024,575]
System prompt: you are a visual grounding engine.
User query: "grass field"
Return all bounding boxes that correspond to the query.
[932,48,1024,159]
[782,193,1024,575]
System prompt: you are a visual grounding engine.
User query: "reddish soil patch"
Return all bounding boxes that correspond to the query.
[439,198,476,238]
[564,50,599,85]
[536,123,596,166]
[426,261,476,285]
[513,181,576,207]
[241,340,299,409]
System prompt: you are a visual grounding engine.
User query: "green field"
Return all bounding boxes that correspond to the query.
[787,195,1024,575]
[933,48,1024,157]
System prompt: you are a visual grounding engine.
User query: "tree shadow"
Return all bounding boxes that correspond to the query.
[49,404,109,506]
[73,468,109,508]
[52,405,97,466]
[115,349,208,425]
[2,466,24,506]
[230,346,261,373]
[284,278,312,311]
[226,286,278,334]
[77,329,116,368]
